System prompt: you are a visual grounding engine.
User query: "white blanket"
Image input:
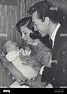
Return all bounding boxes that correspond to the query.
[6,51,38,80]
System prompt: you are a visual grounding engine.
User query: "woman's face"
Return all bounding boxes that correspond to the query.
[20,26,34,44]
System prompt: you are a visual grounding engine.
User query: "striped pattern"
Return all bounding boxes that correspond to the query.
[0,0,67,87]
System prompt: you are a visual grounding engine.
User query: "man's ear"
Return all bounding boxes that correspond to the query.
[44,17,50,26]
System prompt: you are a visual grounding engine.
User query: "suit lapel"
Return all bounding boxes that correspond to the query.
[52,26,61,60]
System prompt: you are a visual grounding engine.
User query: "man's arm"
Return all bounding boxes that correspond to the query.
[41,43,67,87]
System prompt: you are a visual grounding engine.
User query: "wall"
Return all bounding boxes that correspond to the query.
[0,0,67,87]
[0,0,67,52]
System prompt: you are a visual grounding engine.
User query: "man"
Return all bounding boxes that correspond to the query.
[28,0,67,88]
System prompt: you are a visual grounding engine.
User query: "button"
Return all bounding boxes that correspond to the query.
[33,61,34,62]
[63,69,65,71]
[63,16,65,19]
[53,78,55,80]
[63,51,65,54]
[33,7,34,10]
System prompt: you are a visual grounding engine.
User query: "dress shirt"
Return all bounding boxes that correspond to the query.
[51,23,61,48]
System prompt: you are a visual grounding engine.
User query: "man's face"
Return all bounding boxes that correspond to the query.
[20,26,34,44]
[32,11,49,37]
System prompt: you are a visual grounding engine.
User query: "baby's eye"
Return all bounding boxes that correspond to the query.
[24,32,27,35]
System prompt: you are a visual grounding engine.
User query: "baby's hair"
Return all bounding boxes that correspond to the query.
[2,40,10,55]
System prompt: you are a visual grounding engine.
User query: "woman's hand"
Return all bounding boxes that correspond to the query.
[19,52,33,64]
[0,56,11,67]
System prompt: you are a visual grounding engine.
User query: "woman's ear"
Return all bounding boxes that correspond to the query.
[44,17,50,26]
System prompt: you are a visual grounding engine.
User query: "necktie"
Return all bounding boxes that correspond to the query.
[49,38,53,49]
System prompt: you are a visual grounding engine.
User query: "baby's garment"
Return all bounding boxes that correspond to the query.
[6,51,38,80]
[10,81,29,88]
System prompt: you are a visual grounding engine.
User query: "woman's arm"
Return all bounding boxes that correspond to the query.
[0,56,28,85]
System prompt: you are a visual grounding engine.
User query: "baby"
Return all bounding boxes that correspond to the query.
[2,40,40,82]
[2,40,52,88]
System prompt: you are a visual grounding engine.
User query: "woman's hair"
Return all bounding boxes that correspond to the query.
[16,16,43,40]
[30,30,41,39]
[16,17,33,35]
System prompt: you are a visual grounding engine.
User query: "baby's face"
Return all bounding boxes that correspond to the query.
[6,40,19,52]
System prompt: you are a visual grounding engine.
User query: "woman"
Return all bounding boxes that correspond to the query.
[16,17,52,88]
[16,17,51,67]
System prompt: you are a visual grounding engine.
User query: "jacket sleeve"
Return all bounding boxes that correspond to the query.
[56,46,67,86]
[42,42,67,87]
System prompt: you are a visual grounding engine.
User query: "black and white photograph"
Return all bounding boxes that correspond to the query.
[0,0,67,93]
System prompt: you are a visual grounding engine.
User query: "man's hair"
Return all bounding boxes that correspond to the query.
[28,0,64,24]
[16,17,33,35]
[30,30,41,39]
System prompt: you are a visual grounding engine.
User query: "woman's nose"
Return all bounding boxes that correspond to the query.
[22,35,27,40]
[34,25,37,31]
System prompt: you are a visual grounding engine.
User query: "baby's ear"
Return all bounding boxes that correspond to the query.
[1,51,5,56]
[6,48,10,53]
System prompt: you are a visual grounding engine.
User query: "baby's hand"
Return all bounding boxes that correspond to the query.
[24,50,31,56]
[25,47,30,51]
[25,47,31,56]
[19,48,26,56]
[20,48,31,56]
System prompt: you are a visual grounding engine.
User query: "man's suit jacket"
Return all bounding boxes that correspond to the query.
[41,25,67,87]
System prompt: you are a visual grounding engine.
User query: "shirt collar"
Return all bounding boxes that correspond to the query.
[51,23,61,47]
